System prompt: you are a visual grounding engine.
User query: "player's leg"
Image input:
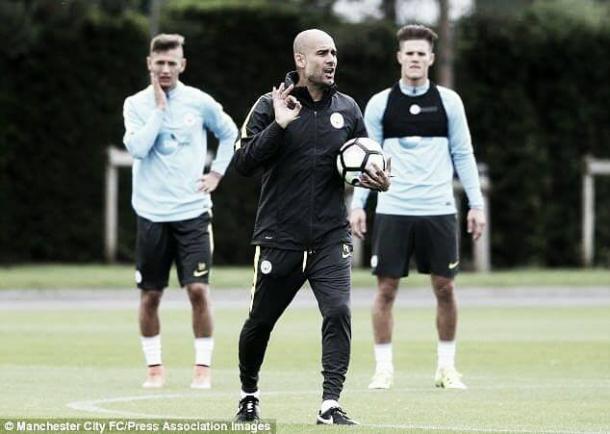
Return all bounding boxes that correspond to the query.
[370,276,399,389]
[136,216,173,388]
[369,214,413,389]
[308,243,357,425]
[431,274,464,388]
[414,214,465,389]
[185,283,213,388]
[174,213,214,389]
[236,247,306,422]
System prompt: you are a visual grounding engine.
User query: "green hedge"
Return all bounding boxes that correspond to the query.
[0,1,148,262]
[1,1,608,267]
[457,8,610,266]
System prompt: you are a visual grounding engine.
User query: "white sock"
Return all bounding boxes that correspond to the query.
[240,390,260,399]
[437,340,456,369]
[374,343,393,373]
[320,399,340,413]
[194,337,214,366]
[141,335,162,366]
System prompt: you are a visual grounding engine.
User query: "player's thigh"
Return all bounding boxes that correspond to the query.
[172,213,212,287]
[371,214,415,278]
[135,216,174,290]
[413,214,458,279]
[249,247,307,321]
[307,243,352,315]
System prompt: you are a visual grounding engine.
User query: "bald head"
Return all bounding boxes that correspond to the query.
[293,29,334,55]
[292,28,337,93]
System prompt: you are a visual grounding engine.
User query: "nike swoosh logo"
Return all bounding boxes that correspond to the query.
[193,270,209,277]
[317,415,333,425]
[449,261,459,269]
[342,252,352,258]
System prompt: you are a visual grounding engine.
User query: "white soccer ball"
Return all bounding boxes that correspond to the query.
[336,137,386,186]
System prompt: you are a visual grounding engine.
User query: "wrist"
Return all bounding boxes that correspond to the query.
[276,119,289,129]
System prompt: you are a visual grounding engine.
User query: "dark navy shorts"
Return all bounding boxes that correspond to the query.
[135,212,212,290]
[371,213,458,279]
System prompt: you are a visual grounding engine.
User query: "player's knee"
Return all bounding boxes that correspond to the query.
[377,281,398,306]
[433,278,455,302]
[323,303,351,323]
[186,283,209,307]
[141,290,162,311]
[243,316,274,335]
[377,289,397,307]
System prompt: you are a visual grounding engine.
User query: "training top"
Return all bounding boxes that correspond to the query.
[123,81,238,222]
[351,79,484,215]
[233,71,367,250]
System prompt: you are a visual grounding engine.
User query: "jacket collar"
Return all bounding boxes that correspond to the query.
[284,71,337,109]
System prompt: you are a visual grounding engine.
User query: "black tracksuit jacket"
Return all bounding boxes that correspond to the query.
[232,71,367,251]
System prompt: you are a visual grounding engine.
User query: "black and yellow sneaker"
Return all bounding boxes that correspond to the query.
[234,396,260,422]
[316,406,359,425]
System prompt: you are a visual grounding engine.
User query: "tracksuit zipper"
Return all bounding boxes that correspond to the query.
[308,110,318,249]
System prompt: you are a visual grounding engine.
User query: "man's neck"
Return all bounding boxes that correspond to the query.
[161,81,179,93]
[296,77,325,102]
[307,85,324,102]
[402,76,428,88]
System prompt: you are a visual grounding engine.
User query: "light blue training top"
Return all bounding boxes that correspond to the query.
[123,81,238,222]
[351,79,484,215]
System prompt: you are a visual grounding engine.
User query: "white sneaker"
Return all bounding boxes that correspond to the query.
[142,365,165,388]
[434,366,467,389]
[190,365,211,389]
[368,370,393,389]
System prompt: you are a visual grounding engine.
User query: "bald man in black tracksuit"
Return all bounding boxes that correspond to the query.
[231,29,389,426]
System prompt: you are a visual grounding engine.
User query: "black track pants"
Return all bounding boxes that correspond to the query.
[239,242,353,400]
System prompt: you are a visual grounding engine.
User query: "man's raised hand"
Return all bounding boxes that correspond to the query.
[273,83,302,128]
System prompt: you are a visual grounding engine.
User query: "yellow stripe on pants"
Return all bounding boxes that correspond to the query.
[249,246,261,313]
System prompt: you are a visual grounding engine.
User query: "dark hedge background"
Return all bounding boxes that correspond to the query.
[1,1,608,266]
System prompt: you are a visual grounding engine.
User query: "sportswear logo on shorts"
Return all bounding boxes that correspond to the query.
[370,255,378,268]
[342,244,352,259]
[330,112,344,129]
[135,270,142,284]
[260,260,272,274]
[448,261,459,270]
[193,262,208,277]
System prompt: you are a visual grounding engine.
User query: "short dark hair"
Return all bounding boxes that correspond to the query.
[396,24,438,50]
[150,33,185,53]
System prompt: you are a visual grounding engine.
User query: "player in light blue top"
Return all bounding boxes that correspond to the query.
[122,33,238,390]
[123,60,236,222]
[351,77,484,215]
[350,24,486,391]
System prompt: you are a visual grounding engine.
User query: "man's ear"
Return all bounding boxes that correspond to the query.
[180,58,187,73]
[146,56,152,72]
[429,52,435,66]
[294,52,305,69]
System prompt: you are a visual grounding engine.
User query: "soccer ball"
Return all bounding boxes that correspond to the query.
[336,137,386,186]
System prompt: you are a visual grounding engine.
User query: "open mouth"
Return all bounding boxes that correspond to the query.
[323,67,335,79]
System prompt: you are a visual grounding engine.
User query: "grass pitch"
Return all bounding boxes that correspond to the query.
[0,291,608,433]
[1,265,609,289]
